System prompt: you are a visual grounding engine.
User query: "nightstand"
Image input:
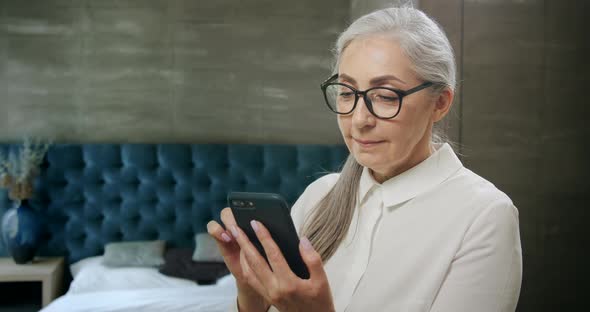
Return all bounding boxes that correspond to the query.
[0,257,64,307]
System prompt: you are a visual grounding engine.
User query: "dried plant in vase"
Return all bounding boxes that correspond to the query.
[0,138,51,264]
[0,138,51,203]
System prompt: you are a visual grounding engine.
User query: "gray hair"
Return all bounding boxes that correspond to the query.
[334,7,456,92]
[302,6,456,262]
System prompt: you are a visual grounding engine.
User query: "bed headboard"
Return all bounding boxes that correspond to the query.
[0,143,348,263]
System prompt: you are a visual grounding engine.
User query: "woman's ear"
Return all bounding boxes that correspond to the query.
[432,87,454,123]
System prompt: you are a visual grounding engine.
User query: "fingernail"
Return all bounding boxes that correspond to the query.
[221,232,231,243]
[300,236,313,251]
[250,220,259,232]
[230,225,239,238]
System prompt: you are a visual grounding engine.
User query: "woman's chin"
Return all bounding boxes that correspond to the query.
[352,152,382,170]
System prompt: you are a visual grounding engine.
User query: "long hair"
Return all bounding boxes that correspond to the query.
[302,5,457,262]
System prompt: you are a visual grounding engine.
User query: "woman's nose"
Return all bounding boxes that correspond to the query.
[352,95,376,128]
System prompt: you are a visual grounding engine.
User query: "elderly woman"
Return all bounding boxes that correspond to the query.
[208,6,522,312]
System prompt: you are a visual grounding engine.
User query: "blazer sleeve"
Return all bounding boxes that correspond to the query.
[430,199,523,312]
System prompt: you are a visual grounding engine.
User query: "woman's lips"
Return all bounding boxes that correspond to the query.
[353,137,385,148]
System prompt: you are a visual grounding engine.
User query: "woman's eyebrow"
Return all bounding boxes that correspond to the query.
[337,73,355,84]
[339,73,406,85]
[370,75,406,85]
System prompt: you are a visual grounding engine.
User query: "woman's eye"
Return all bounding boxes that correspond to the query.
[339,92,355,98]
[371,89,399,103]
[373,93,399,102]
[378,95,399,101]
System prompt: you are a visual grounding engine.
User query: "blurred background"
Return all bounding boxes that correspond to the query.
[0,0,587,311]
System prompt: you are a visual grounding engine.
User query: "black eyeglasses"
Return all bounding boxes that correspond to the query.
[320,74,434,119]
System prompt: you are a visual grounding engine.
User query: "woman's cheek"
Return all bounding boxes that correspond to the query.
[337,117,351,137]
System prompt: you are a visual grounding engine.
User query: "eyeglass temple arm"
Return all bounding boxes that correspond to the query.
[400,81,435,96]
[321,74,339,86]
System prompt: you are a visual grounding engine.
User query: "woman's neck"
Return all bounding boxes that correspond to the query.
[371,142,434,184]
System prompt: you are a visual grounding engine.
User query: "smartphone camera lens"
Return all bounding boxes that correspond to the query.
[232,200,243,207]
[247,201,254,207]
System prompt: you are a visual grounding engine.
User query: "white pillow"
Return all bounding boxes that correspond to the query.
[68,256,197,294]
[70,256,102,278]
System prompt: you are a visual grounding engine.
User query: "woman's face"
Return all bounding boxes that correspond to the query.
[337,35,450,182]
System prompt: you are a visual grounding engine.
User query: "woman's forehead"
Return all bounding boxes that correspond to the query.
[338,36,415,86]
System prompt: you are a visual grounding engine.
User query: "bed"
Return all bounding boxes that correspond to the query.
[41,255,238,312]
[0,143,347,311]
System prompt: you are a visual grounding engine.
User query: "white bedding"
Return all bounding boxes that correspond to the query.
[41,256,236,312]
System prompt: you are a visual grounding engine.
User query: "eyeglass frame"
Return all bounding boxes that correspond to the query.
[320,74,435,120]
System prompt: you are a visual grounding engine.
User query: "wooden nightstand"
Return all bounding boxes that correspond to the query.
[0,257,64,307]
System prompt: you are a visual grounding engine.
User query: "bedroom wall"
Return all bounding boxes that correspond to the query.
[420,0,587,311]
[0,0,348,144]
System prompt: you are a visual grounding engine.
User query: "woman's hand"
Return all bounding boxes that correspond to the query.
[207,208,269,312]
[230,219,335,312]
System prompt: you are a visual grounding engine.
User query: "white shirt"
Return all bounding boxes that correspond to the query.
[233,143,522,312]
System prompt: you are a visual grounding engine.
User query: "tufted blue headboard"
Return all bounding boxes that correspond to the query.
[0,143,348,263]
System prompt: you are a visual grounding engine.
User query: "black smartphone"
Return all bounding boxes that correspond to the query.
[228,192,310,279]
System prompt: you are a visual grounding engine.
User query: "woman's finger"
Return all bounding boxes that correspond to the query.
[206,220,241,270]
[250,220,296,279]
[206,220,233,243]
[220,207,237,229]
[231,224,275,287]
[240,250,269,298]
[299,237,328,282]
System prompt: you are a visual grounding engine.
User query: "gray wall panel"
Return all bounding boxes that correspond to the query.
[462,0,544,193]
[420,0,463,147]
[0,0,347,144]
[461,0,588,310]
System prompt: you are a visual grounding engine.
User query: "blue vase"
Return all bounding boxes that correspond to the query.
[1,200,42,264]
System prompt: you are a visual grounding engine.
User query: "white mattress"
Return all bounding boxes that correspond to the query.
[41,283,236,312]
[41,256,236,312]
